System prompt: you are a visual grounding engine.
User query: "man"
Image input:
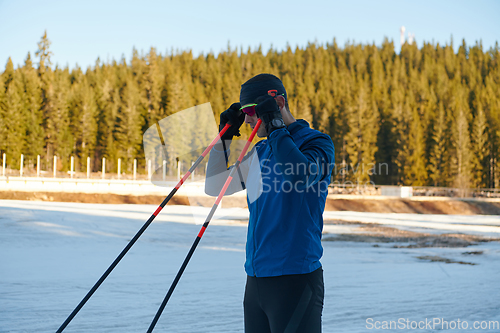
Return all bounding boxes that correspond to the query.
[205,74,335,333]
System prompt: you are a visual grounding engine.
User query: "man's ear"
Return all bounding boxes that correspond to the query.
[275,95,286,109]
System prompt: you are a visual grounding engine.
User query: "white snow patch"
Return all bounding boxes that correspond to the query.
[1,200,499,333]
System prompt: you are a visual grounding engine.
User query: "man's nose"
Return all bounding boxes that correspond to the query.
[244,114,252,124]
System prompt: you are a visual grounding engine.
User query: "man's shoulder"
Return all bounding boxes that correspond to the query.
[292,120,333,145]
[293,121,335,164]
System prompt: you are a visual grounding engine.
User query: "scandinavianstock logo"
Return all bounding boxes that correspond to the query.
[142,103,330,206]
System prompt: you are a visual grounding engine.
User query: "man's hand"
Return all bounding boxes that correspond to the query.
[220,102,244,141]
[254,95,286,135]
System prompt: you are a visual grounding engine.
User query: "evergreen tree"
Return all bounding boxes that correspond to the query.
[483,76,500,188]
[144,47,163,128]
[2,57,15,88]
[93,62,118,172]
[429,102,449,186]
[35,30,53,71]
[21,53,44,162]
[406,105,428,185]
[0,74,5,156]
[450,85,472,190]
[49,68,73,170]
[70,72,98,165]
[471,97,488,188]
[344,80,379,183]
[115,75,144,170]
[1,60,26,167]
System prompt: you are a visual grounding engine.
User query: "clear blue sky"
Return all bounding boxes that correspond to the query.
[0,0,499,70]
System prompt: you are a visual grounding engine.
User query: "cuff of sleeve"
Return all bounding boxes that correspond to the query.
[267,127,290,141]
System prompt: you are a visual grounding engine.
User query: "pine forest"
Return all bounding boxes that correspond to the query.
[1,32,499,189]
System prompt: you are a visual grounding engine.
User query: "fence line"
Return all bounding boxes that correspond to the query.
[328,183,500,199]
[2,153,500,199]
[0,153,203,182]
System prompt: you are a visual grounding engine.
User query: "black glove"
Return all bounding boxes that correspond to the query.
[254,95,286,135]
[219,102,244,141]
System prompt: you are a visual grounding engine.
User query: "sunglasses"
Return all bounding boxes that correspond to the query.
[240,90,281,117]
[240,103,257,116]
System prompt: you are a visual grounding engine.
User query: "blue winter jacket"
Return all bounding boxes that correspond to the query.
[205,120,335,277]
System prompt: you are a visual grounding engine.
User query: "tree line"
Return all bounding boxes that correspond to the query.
[1,32,499,188]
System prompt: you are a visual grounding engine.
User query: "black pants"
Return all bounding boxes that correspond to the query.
[244,267,324,333]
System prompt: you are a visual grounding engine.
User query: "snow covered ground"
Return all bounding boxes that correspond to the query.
[1,200,499,333]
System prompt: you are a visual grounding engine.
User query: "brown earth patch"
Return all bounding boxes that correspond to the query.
[323,220,500,248]
[325,198,500,215]
[1,190,500,215]
[416,255,477,265]
[0,191,247,207]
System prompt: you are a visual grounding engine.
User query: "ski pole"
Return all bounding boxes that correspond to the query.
[146,119,262,333]
[55,123,232,333]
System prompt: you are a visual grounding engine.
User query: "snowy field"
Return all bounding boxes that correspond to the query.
[1,200,500,333]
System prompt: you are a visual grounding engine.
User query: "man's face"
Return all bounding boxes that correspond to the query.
[244,113,267,138]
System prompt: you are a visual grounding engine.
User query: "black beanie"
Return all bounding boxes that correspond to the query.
[239,73,287,106]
